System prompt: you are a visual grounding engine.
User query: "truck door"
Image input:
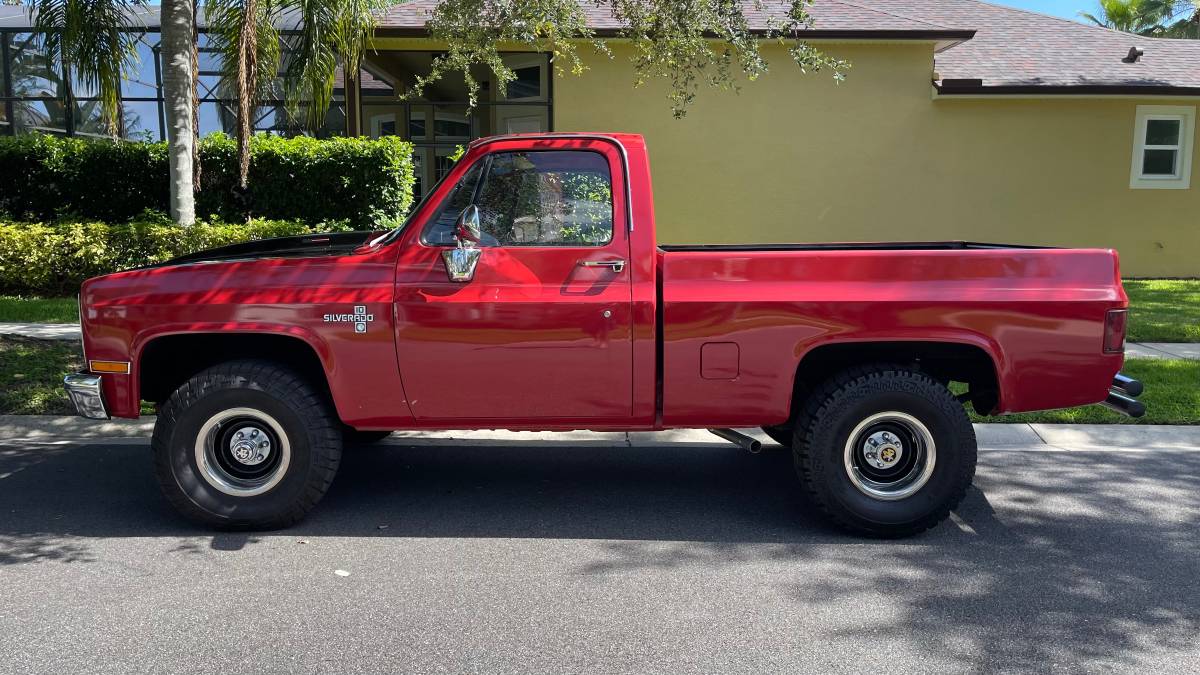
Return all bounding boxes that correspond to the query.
[393,139,634,421]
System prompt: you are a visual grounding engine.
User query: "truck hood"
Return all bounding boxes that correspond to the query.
[157,230,381,267]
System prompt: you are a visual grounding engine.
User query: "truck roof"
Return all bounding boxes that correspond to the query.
[467,132,645,149]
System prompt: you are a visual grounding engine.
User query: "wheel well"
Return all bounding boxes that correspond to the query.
[138,333,331,407]
[791,341,1000,415]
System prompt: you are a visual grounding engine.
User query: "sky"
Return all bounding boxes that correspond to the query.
[994,0,1093,21]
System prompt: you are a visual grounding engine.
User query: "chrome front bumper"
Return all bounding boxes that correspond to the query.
[63,373,109,420]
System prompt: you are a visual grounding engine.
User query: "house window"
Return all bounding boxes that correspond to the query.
[506,66,542,99]
[1131,105,1195,189]
[358,51,552,200]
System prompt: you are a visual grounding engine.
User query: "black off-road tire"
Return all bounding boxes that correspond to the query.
[342,428,393,445]
[761,425,794,449]
[762,381,809,450]
[792,365,976,537]
[152,359,342,529]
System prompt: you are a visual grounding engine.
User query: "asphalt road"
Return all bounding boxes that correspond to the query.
[1,437,1197,673]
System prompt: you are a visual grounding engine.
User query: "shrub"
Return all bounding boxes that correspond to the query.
[0,134,168,224]
[0,215,351,296]
[0,133,414,229]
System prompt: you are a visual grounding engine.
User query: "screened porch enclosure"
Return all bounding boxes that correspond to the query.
[0,28,346,141]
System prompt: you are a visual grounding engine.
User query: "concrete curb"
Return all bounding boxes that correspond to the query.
[0,323,81,340]
[0,415,1193,450]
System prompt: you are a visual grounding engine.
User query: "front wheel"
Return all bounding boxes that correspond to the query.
[793,365,976,537]
[342,427,394,445]
[152,360,343,529]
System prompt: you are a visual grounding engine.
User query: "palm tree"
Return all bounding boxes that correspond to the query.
[1156,0,1200,37]
[204,0,277,190]
[1080,0,1172,32]
[1080,0,1200,36]
[161,0,197,224]
[204,0,389,190]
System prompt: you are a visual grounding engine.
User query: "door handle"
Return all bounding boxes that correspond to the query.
[579,259,626,273]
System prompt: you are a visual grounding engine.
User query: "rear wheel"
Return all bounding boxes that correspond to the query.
[152,360,342,529]
[761,425,794,448]
[792,365,976,537]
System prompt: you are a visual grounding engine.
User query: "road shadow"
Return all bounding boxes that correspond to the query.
[1,440,1198,670]
[0,440,839,553]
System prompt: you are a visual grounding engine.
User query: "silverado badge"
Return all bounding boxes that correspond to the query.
[324,305,375,334]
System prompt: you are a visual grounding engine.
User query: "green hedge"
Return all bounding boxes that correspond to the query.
[0,216,349,296]
[0,134,168,224]
[0,133,415,228]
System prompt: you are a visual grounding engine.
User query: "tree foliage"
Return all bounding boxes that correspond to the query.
[416,0,848,118]
[1154,0,1200,37]
[1080,0,1200,37]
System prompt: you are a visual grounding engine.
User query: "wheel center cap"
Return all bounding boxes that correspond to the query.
[228,426,271,466]
[864,431,904,470]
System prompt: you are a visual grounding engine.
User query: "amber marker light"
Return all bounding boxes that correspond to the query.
[89,360,131,374]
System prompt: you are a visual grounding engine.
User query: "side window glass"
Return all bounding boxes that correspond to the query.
[475,151,613,247]
[421,161,483,245]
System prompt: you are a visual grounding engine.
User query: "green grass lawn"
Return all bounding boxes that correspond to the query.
[0,335,83,415]
[0,296,78,324]
[967,358,1198,425]
[1124,279,1200,343]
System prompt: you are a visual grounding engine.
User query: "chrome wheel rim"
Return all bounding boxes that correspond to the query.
[843,411,936,501]
[195,407,291,497]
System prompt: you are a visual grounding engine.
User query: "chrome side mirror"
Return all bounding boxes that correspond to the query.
[455,204,482,244]
[441,205,482,282]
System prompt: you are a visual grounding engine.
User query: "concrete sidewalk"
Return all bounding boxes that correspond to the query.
[1127,342,1200,360]
[4,321,1197,360]
[1,415,1194,451]
[0,322,81,340]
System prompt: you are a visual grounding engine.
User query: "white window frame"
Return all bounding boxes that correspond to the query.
[369,112,396,139]
[1130,105,1195,189]
[500,54,548,103]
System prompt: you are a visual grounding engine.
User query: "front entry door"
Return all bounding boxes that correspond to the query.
[393,141,634,422]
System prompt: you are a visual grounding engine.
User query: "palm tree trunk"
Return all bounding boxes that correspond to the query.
[236,0,259,190]
[161,0,196,226]
[191,0,202,194]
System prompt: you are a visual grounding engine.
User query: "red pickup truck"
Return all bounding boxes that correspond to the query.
[65,133,1143,537]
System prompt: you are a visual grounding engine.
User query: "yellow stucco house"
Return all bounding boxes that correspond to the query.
[2,0,1195,276]
[361,0,1200,277]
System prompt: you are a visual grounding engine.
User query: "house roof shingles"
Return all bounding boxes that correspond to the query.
[377,0,971,37]
[868,0,1200,92]
[376,0,1200,95]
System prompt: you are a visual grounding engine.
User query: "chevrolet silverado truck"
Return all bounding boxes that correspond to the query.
[63,133,1145,537]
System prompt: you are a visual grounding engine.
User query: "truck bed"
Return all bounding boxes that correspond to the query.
[656,245,1126,426]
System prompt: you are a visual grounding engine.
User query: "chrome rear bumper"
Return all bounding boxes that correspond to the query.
[63,373,109,420]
